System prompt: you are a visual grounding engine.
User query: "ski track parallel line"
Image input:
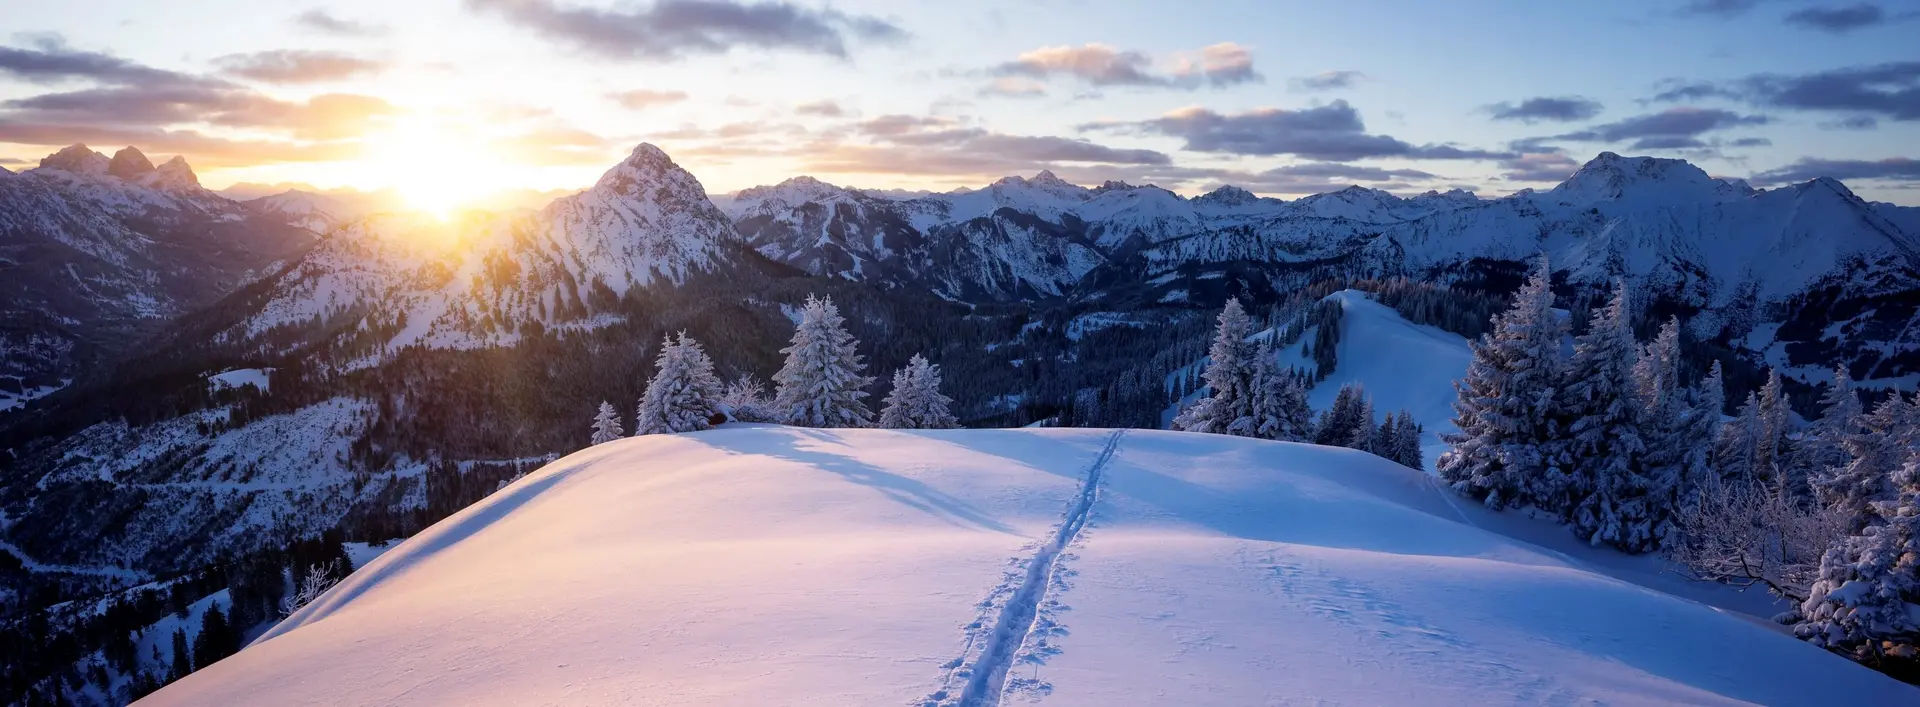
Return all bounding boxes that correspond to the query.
[956,429,1125,707]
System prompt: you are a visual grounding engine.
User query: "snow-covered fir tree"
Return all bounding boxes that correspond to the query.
[1249,343,1313,442]
[636,333,724,435]
[1799,367,1864,497]
[879,354,959,429]
[1691,361,1727,479]
[1756,369,1793,489]
[1817,393,1914,530]
[1557,282,1660,551]
[719,375,777,423]
[1172,298,1260,436]
[1796,454,1920,669]
[589,400,624,445]
[1717,391,1762,483]
[773,294,875,428]
[1438,256,1568,510]
[1632,318,1694,515]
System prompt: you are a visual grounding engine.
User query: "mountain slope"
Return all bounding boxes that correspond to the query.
[737,152,1920,388]
[234,144,740,354]
[144,426,1915,706]
[0,145,316,397]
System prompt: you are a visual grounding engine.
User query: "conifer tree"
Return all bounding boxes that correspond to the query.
[1313,383,1368,447]
[1393,410,1424,470]
[1633,317,1693,519]
[1250,346,1313,442]
[1756,368,1793,489]
[1796,453,1920,667]
[1349,396,1378,452]
[1691,361,1727,476]
[1800,367,1864,496]
[589,401,624,445]
[1172,298,1259,436]
[1717,392,1762,483]
[1438,255,1568,509]
[879,354,959,429]
[636,333,724,435]
[1557,282,1659,551]
[773,295,874,427]
[1817,393,1914,530]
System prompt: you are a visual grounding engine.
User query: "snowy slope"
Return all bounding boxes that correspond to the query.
[145,426,1914,706]
[1280,290,1475,468]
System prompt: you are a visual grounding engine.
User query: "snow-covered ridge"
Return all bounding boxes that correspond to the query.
[730,151,1920,312]
[145,426,1917,705]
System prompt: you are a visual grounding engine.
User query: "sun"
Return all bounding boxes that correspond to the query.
[362,116,502,219]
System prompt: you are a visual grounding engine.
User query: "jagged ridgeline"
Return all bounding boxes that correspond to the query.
[3,140,1920,703]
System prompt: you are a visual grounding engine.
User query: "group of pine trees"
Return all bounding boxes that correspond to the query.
[586,295,957,443]
[1440,257,1920,676]
[1171,299,1423,471]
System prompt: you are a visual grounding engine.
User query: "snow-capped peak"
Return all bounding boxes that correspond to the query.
[108,147,156,181]
[39,144,110,175]
[1193,185,1259,207]
[1548,151,1727,207]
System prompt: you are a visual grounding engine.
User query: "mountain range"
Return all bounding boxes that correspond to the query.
[2,139,1918,617]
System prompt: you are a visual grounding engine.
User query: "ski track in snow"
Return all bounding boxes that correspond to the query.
[928,429,1125,707]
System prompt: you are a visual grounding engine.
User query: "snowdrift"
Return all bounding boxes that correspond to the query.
[141,426,1914,706]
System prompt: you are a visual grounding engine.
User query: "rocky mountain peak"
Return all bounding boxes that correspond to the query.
[108,147,156,180]
[144,155,199,190]
[39,144,110,175]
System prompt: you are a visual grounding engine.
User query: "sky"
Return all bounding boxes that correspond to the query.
[1,0,1917,211]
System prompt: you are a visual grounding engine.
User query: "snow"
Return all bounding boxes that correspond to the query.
[1259,290,1475,469]
[207,367,273,393]
[146,425,1915,706]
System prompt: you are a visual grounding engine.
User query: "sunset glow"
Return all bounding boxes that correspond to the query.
[360,115,504,219]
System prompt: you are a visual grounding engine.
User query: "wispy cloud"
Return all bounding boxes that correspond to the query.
[464,0,906,61]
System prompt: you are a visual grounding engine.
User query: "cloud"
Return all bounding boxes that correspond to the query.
[995,42,1259,90]
[0,37,210,87]
[1485,96,1603,122]
[213,50,386,84]
[294,9,389,37]
[1258,162,1436,181]
[850,114,1167,164]
[1552,106,1768,142]
[1290,70,1367,92]
[1751,156,1920,185]
[1784,3,1890,32]
[1648,62,1920,121]
[491,125,621,166]
[1095,101,1512,161]
[1498,151,1583,182]
[1678,0,1764,17]
[4,86,396,140]
[997,44,1163,86]
[794,99,845,117]
[1729,136,1773,147]
[0,121,363,167]
[464,0,906,61]
[1820,115,1879,130]
[1173,43,1262,87]
[608,89,689,109]
[979,76,1046,98]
